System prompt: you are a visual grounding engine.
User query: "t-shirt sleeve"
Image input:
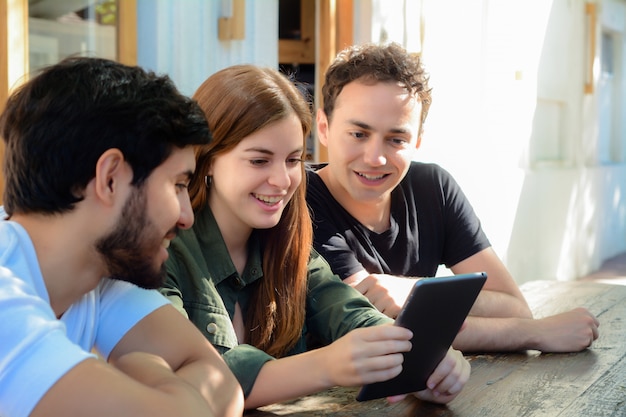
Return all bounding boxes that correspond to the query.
[434,166,491,267]
[0,266,94,417]
[94,279,170,359]
[315,231,366,280]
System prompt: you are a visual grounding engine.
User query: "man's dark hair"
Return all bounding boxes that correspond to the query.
[0,56,210,216]
[322,42,432,132]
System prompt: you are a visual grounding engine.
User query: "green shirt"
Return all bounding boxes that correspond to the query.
[161,205,392,397]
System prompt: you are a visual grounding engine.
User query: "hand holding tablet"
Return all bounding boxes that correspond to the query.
[356,272,487,401]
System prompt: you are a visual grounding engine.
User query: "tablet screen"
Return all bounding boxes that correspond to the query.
[356,272,487,401]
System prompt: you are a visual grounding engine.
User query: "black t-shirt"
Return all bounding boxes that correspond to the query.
[306,162,491,280]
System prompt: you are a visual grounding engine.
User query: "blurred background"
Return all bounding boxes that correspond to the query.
[2,0,625,284]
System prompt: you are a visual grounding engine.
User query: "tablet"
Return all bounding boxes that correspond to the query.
[356,272,487,402]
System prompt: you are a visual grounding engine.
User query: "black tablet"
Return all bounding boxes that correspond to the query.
[356,272,487,402]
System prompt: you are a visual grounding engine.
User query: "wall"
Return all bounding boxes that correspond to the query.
[137,0,626,283]
[364,0,626,282]
[137,0,278,97]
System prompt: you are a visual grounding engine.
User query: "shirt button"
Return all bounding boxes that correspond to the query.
[206,322,218,334]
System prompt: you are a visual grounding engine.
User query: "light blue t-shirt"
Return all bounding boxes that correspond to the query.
[0,220,169,417]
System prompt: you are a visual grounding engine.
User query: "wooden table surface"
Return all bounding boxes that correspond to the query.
[245,280,626,417]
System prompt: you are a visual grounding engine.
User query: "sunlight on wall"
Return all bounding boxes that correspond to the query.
[415,1,554,266]
[378,0,626,282]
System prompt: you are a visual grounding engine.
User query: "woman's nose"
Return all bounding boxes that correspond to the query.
[268,164,291,188]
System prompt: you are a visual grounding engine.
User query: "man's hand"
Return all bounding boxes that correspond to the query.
[348,274,416,318]
[529,308,600,352]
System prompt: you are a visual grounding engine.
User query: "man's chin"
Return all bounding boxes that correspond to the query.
[109,265,167,290]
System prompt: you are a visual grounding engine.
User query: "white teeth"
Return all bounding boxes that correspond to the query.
[162,239,171,249]
[254,194,282,204]
[358,172,385,180]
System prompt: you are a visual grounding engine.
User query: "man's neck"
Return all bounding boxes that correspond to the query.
[317,167,392,233]
[11,213,104,317]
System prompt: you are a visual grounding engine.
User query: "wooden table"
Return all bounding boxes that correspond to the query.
[245,280,626,417]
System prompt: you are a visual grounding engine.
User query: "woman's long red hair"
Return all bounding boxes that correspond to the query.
[190,65,313,357]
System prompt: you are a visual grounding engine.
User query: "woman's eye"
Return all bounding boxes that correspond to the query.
[250,159,268,166]
[287,157,304,166]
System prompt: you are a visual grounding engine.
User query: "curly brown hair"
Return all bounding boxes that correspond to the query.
[322,42,432,135]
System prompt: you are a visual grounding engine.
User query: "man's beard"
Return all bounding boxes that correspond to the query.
[95,185,169,289]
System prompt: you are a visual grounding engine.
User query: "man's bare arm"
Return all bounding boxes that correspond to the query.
[345,248,599,352]
[450,248,532,318]
[31,354,231,417]
[109,304,244,417]
[32,305,243,417]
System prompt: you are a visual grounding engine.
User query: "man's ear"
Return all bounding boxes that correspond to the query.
[93,149,127,207]
[316,109,330,148]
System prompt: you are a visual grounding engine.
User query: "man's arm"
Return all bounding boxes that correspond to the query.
[31,304,243,417]
[448,248,599,352]
[346,248,600,352]
[31,353,214,417]
[345,247,532,320]
[109,304,244,416]
[450,247,532,318]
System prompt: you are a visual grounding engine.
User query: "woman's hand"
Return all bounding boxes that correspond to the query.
[321,325,413,387]
[413,347,470,404]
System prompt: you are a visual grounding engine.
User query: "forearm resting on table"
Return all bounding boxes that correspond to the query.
[245,349,332,409]
[346,272,533,320]
[173,354,244,417]
[245,325,414,409]
[108,352,226,417]
[469,289,533,319]
[453,308,599,353]
[452,316,536,352]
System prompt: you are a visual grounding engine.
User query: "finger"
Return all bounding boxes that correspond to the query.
[425,351,455,390]
[413,388,455,404]
[386,394,407,404]
[426,349,469,394]
[359,358,404,384]
[352,276,376,294]
[435,362,469,397]
[358,324,413,343]
[592,316,600,339]
[378,300,400,319]
[363,338,412,357]
[592,325,600,340]
[347,328,412,361]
